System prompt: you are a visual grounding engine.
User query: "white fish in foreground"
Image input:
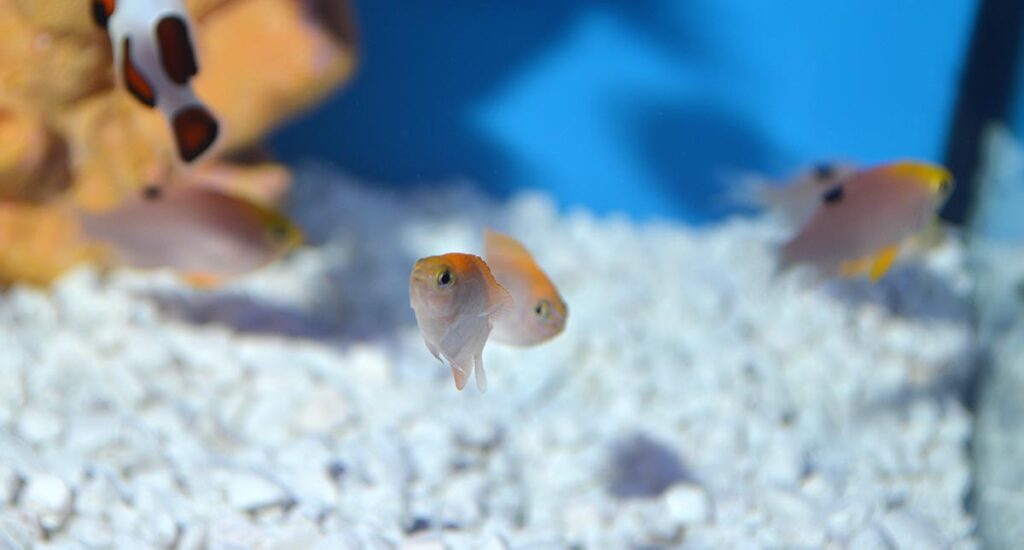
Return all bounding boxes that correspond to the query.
[484,229,568,346]
[91,0,219,162]
[409,253,512,391]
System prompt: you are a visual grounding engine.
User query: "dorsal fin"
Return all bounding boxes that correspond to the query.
[822,185,844,205]
[484,229,536,265]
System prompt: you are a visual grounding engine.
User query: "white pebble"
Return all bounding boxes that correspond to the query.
[848,525,890,550]
[663,483,712,525]
[21,474,71,529]
[292,387,351,433]
[879,511,946,549]
[0,465,22,505]
[17,408,62,445]
[226,473,290,512]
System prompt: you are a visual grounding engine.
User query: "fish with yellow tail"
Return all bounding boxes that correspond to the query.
[484,230,568,346]
[77,184,303,287]
[778,161,954,282]
[409,254,513,391]
[90,0,219,162]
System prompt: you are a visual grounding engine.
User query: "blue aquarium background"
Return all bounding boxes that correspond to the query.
[273,0,980,222]
[4,1,1024,547]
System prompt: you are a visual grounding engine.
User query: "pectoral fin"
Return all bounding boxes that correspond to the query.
[868,245,899,283]
[487,281,514,321]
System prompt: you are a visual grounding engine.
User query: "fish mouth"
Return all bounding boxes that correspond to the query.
[410,266,435,286]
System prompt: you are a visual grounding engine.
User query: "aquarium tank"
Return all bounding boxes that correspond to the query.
[0,0,1022,548]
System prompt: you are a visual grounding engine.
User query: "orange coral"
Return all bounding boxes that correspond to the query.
[0,95,71,202]
[0,203,105,287]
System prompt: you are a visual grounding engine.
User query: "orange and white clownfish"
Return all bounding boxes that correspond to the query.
[91,0,219,163]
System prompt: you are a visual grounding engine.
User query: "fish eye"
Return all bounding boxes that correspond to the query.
[534,299,551,319]
[437,268,454,288]
[142,185,163,200]
[937,178,952,195]
[268,223,290,241]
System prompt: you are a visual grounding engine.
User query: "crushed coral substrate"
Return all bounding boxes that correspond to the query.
[0,166,977,548]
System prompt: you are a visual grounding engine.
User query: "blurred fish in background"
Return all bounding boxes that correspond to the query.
[773,161,955,283]
[484,229,568,346]
[78,184,303,287]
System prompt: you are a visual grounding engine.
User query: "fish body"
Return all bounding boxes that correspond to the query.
[484,230,568,346]
[77,185,302,284]
[732,162,857,226]
[779,161,954,281]
[91,0,219,162]
[409,253,512,391]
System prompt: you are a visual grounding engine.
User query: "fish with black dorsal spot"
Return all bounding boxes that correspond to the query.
[777,161,955,282]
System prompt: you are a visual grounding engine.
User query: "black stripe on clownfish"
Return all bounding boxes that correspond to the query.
[172,105,219,162]
[91,0,117,29]
[100,0,220,163]
[122,37,157,108]
[156,16,199,85]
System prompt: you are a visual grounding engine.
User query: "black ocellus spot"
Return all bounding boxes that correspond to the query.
[822,185,844,205]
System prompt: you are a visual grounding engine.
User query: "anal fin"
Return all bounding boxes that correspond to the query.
[182,272,224,289]
[450,364,471,391]
[869,245,899,283]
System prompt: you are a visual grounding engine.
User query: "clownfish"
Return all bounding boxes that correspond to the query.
[778,161,954,282]
[90,0,219,163]
[409,253,512,392]
[484,230,568,346]
[77,184,303,287]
